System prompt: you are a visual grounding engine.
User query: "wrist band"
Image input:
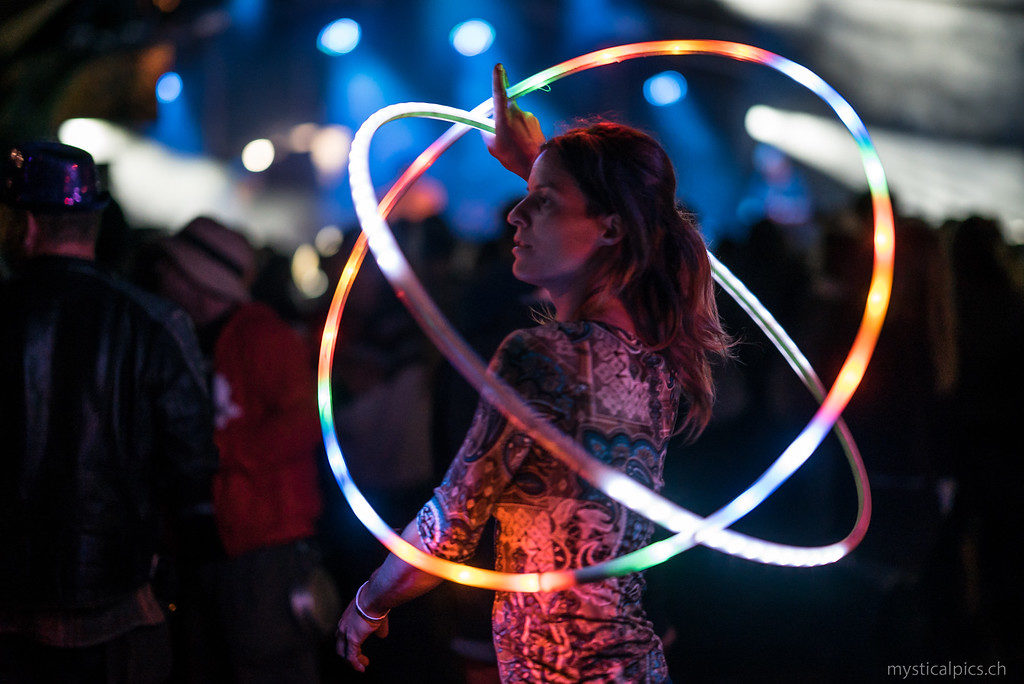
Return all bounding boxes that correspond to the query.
[355,581,389,623]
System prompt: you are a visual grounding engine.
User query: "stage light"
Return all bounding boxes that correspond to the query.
[643,70,687,106]
[450,19,494,56]
[156,72,183,103]
[309,125,352,179]
[289,122,319,152]
[318,18,361,55]
[241,138,275,172]
[153,0,181,13]
[315,225,344,256]
[57,118,132,164]
[292,244,328,298]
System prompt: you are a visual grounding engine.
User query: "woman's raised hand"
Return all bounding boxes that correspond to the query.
[484,63,544,181]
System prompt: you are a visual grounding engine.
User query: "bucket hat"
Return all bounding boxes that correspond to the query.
[160,216,256,303]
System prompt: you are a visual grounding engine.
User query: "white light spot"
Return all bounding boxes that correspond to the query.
[241,138,275,173]
[318,18,360,55]
[450,20,494,56]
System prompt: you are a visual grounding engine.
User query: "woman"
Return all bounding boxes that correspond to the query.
[336,64,730,682]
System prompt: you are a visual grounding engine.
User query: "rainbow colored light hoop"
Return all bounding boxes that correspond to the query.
[318,41,893,592]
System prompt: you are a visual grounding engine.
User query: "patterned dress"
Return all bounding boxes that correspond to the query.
[417,320,683,683]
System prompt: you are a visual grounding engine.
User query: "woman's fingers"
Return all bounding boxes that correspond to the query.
[336,602,389,672]
[492,63,509,122]
[485,63,543,180]
[338,628,367,672]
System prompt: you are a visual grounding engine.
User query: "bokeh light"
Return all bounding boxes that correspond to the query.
[315,225,344,256]
[318,18,361,56]
[450,19,495,56]
[309,125,352,179]
[643,70,687,106]
[288,122,319,153]
[292,243,328,297]
[241,138,275,172]
[156,72,183,103]
[152,0,181,13]
[57,118,133,164]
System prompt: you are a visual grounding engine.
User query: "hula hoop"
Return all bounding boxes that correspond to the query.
[318,41,891,591]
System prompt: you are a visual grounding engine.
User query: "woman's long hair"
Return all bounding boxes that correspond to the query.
[542,121,731,438]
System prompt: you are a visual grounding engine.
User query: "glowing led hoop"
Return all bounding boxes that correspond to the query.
[319,41,892,592]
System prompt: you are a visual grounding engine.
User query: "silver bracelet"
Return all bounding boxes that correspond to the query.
[355,581,389,623]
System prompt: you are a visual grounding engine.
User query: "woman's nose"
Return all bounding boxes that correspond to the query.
[507,198,527,228]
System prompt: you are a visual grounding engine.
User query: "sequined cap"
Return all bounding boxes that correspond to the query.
[1,141,110,212]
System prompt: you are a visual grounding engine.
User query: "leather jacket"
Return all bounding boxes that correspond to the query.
[0,256,218,610]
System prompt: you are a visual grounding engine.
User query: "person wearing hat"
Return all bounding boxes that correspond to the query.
[155,216,326,683]
[0,142,218,682]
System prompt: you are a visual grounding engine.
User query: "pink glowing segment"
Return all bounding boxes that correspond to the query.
[318,40,891,590]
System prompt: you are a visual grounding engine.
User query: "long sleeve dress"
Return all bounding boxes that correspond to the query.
[417,320,683,683]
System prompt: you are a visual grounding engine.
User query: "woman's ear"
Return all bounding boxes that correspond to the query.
[598,214,623,246]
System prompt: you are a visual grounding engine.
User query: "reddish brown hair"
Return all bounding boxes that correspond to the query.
[542,122,731,438]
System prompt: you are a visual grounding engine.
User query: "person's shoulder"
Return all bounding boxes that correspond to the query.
[498,321,566,352]
[85,270,203,363]
[115,277,202,349]
[88,267,184,327]
[492,322,595,372]
[502,320,609,349]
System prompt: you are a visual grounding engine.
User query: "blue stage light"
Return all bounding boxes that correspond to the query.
[643,71,687,106]
[450,19,494,56]
[156,72,183,103]
[318,18,361,55]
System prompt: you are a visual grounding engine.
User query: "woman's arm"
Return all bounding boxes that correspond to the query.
[335,520,442,672]
[335,328,573,672]
[484,63,545,180]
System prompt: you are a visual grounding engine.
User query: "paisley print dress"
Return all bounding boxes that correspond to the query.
[417,321,682,683]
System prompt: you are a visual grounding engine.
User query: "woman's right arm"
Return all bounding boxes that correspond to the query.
[484,63,545,181]
[335,520,442,672]
[336,329,571,672]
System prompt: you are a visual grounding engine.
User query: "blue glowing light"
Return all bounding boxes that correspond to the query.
[643,71,687,106]
[156,72,183,103]
[318,18,361,56]
[450,19,494,56]
[229,0,265,31]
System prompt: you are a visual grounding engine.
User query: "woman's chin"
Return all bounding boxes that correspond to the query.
[511,261,530,283]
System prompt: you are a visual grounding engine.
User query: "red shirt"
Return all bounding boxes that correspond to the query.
[212,302,322,557]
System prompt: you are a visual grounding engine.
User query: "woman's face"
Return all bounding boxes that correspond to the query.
[506,150,613,298]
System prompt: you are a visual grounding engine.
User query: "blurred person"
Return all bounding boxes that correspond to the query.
[335,65,731,683]
[947,216,1024,663]
[155,216,328,683]
[0,142,218,682]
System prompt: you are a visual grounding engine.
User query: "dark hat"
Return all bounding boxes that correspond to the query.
[160,216,256,303]
[1,141,110,212]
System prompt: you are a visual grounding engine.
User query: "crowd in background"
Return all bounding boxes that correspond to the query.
[4,175,1022,681]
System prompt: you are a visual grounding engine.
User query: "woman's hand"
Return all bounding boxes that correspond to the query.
[336,596,389,673]
[484,63,544,181]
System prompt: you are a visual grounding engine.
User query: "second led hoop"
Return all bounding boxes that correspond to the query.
[318,40,891,592]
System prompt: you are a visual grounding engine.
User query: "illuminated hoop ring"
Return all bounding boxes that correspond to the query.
[319,41,892,592]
